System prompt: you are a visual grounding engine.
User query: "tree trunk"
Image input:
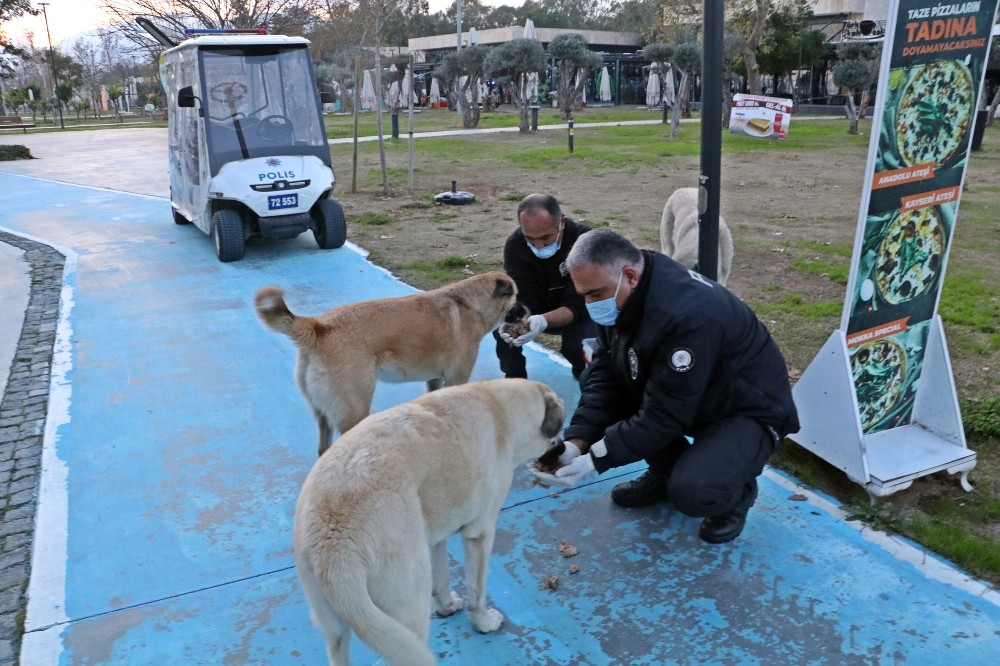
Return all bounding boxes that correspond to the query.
[373,18,390,196]
[845,92,859,135]
[559,62,575,120]
[515,76,530,133]
[722,80,733,129]
[461,76,481,129]
[987,85,1000,126]
[743,48,763,95]
[670,71,688,138]
[858,89,871,121]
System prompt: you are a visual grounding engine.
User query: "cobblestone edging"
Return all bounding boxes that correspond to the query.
[0,232,65,665]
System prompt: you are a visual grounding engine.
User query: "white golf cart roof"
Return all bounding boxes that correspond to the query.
[167,33,310,54]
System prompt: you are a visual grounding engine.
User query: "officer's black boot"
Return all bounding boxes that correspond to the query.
[698,478,758,544]
[610,467,670,508]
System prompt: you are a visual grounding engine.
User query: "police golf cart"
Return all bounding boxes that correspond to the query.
[162,28,346,262]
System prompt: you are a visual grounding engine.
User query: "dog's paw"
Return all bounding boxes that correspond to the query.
[434,590,464,617]
[471,607,504,633]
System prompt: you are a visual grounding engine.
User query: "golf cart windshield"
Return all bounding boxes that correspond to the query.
[199,45,330,174]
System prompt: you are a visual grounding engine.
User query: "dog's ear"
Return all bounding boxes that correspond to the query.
[540,388,565,439]
[492,276,515,299]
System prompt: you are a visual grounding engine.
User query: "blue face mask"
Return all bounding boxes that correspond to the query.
[526,224,563,260]
[586,270,625,326]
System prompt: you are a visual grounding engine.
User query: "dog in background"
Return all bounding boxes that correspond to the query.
[659,187,734,286]
[254,272,518,456]
[294,378,565,666]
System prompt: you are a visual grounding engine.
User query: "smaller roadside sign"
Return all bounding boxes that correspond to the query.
[729,93,793,139]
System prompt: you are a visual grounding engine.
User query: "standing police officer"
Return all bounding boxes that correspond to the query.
[495,194,596,379]
[532,229,799,544]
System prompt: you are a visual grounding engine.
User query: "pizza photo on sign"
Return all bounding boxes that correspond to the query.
[875,206,945,306]
[850,338,907,431]
[892,59,975,168]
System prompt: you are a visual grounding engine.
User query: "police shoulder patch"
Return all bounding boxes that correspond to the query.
[669,347,694,373]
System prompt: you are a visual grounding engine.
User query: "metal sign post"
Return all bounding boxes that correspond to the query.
[697,0,723,283]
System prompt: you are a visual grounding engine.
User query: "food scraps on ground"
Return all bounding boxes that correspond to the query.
[558,539,579,558]
[539,574,559,591]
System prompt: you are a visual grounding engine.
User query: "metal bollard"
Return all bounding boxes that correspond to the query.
[568,118,574,153]
[530,105,540,132]
[391,112,399,139]
[662,101,669,124]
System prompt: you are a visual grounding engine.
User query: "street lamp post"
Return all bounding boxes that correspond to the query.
[38,2,65,129]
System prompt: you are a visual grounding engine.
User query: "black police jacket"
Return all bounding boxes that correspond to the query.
[564,251,800,473]
[503,219,591,325]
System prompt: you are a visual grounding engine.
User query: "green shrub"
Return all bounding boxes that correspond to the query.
[0,144,32,161]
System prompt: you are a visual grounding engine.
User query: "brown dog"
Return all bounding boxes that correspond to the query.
[294,379,565,666]
[254,272,518,455]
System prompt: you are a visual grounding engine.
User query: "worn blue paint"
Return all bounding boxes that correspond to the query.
[3,173,1000,665]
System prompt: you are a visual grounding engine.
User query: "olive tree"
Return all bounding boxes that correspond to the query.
[434,44,489,129]
[547,33,601,120]
[484,38,546,133]
[832,41,881,135]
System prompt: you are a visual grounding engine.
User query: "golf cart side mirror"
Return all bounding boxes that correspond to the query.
[177,86,197,108]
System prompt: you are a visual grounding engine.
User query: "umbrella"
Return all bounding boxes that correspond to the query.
[400,66,417,108]
[663,64,676,107]
[361,69,377,111]
[522,19,539,104]
[645,67,661,107]
[429,78,441,104]
[598,65,612,102]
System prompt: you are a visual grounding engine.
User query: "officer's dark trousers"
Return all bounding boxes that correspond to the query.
[493,317,596,379]
[645,415,777,518]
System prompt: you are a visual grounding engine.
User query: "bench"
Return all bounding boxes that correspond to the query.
[0,116,37,133]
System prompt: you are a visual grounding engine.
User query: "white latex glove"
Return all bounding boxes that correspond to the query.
[531,453,595,487]
[557,441,582,467]
[498,326,515,345]
[513,315,548,346]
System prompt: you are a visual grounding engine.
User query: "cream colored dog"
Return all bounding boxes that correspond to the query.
[254,272,518,455]
[293,378,565,666]
[660,187,734,286]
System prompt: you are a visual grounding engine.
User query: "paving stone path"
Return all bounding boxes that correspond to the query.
[0,232,64,665]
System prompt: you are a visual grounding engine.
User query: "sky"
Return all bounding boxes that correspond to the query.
[3,0,512,48]
[5,0,109,46]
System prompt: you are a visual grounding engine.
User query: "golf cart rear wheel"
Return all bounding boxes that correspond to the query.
[212,209,245,262]
[172,207,192,225]
[312,199,347,249]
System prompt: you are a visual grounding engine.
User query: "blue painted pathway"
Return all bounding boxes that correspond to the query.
[1,172,998,665]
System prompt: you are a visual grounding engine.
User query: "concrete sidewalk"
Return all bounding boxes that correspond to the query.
[1,128,999,665]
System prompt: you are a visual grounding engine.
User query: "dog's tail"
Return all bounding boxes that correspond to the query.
[254,286,319,347]
[322,566,437,666]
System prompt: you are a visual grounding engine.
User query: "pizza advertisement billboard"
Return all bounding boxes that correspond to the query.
[842,0,999,434]
[728,94,793,139]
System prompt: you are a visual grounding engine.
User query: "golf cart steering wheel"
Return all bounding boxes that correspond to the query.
[257,114,294,144]
[209,81,248,104]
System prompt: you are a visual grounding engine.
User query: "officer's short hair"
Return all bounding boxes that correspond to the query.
[565,229,642,278]
[517,194,562,225]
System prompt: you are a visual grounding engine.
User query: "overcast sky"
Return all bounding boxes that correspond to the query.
[5,0,511,47]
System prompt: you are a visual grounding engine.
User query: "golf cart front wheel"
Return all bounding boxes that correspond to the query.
[212,209,245,262]
[312,199,347,250]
